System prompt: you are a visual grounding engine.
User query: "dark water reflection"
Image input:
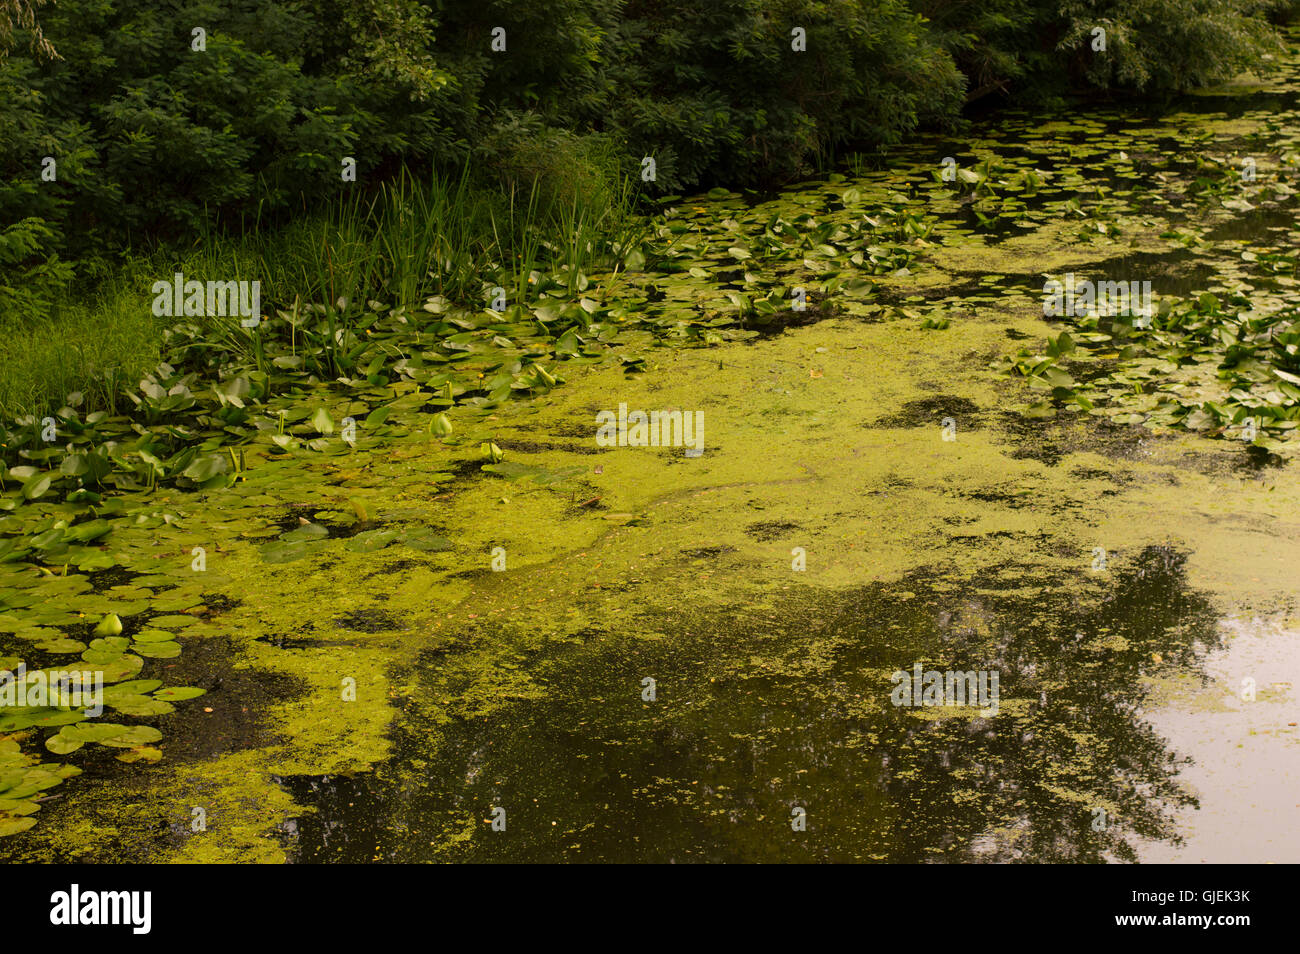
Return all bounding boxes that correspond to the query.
[278,545,1221,862]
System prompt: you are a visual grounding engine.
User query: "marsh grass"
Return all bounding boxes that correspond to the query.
[0,261,162,420]
[1,162,643,419]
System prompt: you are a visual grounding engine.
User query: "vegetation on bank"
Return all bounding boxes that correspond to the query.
[3,1,1297,321]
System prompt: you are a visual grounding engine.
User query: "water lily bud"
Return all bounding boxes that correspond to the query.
[93,613,123,636]
[431,413,453,437]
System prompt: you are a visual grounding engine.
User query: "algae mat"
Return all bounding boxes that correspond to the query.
[3,304,1296,862]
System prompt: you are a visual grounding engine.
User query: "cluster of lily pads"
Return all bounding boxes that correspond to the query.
[0,181,947,526]
[1,607,205,835]
[998,291,1300,454]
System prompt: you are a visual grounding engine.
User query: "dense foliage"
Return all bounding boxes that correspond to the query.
[0,0,1295,321]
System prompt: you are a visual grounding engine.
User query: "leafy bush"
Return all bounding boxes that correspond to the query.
[1055,0,1286,91]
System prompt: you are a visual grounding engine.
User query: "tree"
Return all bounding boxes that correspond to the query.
[0,0,59,60]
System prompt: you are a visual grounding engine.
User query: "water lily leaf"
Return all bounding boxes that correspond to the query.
[182,454,226,482]
[87,636,129,654]
[402,530,454,552]
[92,656,145,683]
[114,746,162,764]
[281,523,329,543]
[21,474,51,500]
[131,629,174,643]
[259,540,310,564]
[57,722,134,743]
[104,680,163,696]
[98,725,163,748]
[132,641,181,659]
[72,552,117,572]
[1041,367,1075,389]
[31,637,85,654]
[0,816,37,836]
[0,797,39,816]
[0,708,86,731]
[106,693,174,715]
[344,529,401,552]
[148,615,197,628]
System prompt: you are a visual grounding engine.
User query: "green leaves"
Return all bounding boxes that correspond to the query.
[21,473,51,500]
[344,528,402,553]
[1004,285,1300,452]
[281,523,329,543]
[45,723,163,754]
[181,454,227,483]
[259,540,312,564]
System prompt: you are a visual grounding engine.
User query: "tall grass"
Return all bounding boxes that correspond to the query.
[180,163,644,375]
[0,262,162,420]
[1,159,645,420]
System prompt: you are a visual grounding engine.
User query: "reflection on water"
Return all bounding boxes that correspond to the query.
[1137,615,1300,863]
[278,546,1225,862]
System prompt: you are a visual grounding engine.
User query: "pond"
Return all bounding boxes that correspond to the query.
[2,32,1298,862]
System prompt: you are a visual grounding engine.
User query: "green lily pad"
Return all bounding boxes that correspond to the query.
[0,707,87,732]
[131,629,175,643]
[132,641,181,659]
[259,540,311,564]
[402,530,454,552]
[281,523,329,543]
[344,529,401,552]
[99,725,163,748]
[147,615,198,628]
[0,816,36,836]
[105,694,174,715]
[114,746,162,764]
